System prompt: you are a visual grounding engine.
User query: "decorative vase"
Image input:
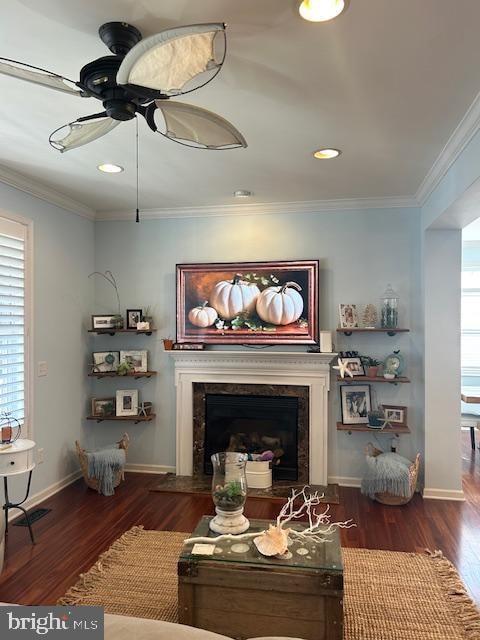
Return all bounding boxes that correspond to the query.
[163,339,174,351]
[210,452,249,534]
[367,366,378,378]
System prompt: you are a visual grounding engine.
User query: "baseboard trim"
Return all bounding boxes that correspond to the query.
[8,469,83,522]
[423,487,466,501]
[124,463,176,475]
[328,475,361,488]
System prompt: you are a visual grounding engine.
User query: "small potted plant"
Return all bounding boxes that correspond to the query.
[361,356,382,379]
[368,409,385,429]
[163,337,174,351]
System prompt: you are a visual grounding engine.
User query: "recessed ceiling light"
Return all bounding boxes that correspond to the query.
[298,0,347,22]
[97,163,124,174]
[234,189,253,198]
[313,148,341,160]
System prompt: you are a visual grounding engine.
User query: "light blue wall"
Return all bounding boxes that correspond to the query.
[93,207,421,482]
[0,183,94,498]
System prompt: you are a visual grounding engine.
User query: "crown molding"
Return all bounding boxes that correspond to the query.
[0,164,96,220]
[96,196,418,221]
[416,90,480,205]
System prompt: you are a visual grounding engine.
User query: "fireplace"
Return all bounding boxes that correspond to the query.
[169,350,334,486]
[194,384,309,482]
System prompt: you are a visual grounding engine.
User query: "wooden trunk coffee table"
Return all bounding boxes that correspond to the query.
[178,516,343,640]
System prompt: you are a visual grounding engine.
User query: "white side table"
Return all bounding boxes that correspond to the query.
[0,439,36,544]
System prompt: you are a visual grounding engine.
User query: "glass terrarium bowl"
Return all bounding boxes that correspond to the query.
[211,451,248,511]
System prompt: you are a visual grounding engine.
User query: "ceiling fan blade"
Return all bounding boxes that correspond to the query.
[49,114,119,152]
[146,100,247,150]
[0,57,83,96]
[117,23,226,96]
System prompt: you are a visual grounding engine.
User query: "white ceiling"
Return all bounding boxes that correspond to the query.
[1,0,480,215]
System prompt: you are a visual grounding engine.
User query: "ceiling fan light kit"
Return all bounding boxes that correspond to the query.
[298,0,347,22]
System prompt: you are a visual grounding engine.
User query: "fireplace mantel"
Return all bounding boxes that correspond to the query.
[168,350,337,485]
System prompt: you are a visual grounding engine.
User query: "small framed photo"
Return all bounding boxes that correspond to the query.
[116,389,139,417]
[120,350,148,373]
[339,304,358,329]
[382,405,407,426]
[127,309,143,330]
[91,397,116,417]
[340,385,371,424]
[92,315,117,330]
[92,351,120,373]
[339,357,365,377]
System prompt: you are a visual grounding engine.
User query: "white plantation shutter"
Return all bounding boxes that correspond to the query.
[0,216,27,426]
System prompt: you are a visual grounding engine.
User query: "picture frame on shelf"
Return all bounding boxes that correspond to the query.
[120,350,148,373]
[382,405,407,426]
[116,390,139,417]
[176,260,319,345]
[338,357,365,377]
[126,309,143,330]
[340,384,371,424]
[339,304,358,329]
[172,343,205,350]
[91,398,116,418]
[92,351,120,373]
[92,315,117,330]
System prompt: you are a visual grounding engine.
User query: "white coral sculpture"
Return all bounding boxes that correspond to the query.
[184,486,355,557]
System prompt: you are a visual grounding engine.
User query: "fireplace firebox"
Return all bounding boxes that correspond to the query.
[204,394,299,480]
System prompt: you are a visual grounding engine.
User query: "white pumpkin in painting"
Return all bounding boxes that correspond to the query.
[256,282,304,325]
[188,302,218,328]
[210,275,260,320]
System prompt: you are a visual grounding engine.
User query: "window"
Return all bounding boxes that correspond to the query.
[462,242,480,376]
[0,215,30,432]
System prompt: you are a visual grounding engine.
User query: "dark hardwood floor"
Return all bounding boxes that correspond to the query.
[1,430,480,606]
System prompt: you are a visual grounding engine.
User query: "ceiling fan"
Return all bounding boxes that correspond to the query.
[0,21,247,153]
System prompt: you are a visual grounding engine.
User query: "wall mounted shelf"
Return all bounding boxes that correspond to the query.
[86,414,156,424]
[336,422,410,435]
[336,328,409,337]
[88,371,157,379]
[88,329,156,336]
[337,375,410,385]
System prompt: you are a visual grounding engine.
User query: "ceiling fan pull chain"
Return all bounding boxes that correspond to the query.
[135,115,140,223]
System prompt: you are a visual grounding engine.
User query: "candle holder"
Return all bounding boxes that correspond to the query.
[210,452,249,534]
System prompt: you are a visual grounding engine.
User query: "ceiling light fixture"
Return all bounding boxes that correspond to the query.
[234,189,253,198]
[97,163,124,173]
[313,148,341,159]
[298,0,347,22]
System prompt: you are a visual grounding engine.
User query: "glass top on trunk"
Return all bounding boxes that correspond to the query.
[179,516,343,572]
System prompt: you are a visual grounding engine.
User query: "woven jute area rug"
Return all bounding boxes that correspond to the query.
[58,526,480,640]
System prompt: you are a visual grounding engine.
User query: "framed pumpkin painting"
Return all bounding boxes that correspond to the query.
[176,260,319,345]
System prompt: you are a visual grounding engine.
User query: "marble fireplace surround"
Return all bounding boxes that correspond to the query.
[169,351,336,486]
